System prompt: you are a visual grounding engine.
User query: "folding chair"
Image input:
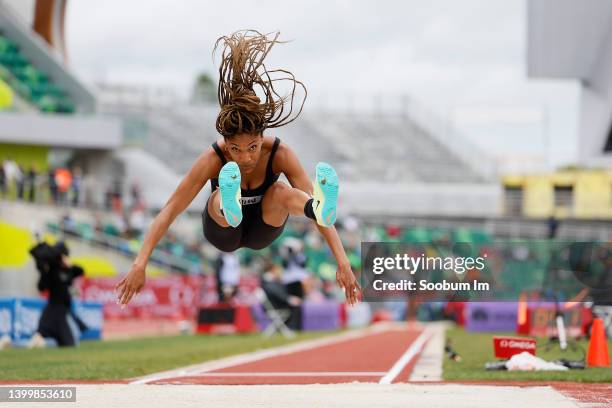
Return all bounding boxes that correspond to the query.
[255,287,295,338]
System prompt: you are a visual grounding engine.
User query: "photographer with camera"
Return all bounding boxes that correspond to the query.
[28,240,86,347]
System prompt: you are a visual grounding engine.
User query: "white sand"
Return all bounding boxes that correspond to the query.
[6,383,579,408]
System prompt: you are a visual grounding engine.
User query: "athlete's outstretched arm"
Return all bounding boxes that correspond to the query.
[276,144,361,305]
[115,149,221,306]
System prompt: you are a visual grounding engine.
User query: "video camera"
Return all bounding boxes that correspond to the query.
[29,241,69,273]
[29,241,73,292]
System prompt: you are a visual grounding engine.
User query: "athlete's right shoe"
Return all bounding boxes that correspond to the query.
[312,162,339,227]
[219,161,243,228]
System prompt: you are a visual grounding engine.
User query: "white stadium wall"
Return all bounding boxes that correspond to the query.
[0,111,121,149]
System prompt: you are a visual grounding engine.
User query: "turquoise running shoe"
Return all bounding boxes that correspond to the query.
[219,161,242,227]
[312,162,339,227]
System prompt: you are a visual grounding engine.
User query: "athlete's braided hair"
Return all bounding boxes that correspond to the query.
[214,30,307,138]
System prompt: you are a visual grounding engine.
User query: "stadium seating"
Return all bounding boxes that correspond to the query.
[0,32,74,113]
[117,104,488,183]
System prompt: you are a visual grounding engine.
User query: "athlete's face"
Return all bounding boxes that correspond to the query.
[225,133,263,174]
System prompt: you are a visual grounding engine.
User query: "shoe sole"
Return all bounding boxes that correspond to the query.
[313,162,338,227]
[219,162,242,227]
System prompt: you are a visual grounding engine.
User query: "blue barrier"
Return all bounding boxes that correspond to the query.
[0,298,14,339]
[0,297,103,342]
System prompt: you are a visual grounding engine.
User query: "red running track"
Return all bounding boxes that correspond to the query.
[149,327,426,385]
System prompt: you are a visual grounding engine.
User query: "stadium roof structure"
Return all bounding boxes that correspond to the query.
[527,0,612,165]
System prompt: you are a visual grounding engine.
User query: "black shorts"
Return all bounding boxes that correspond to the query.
[202,198,288,252]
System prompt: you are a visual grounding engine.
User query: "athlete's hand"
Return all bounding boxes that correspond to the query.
[115,262,146,307]
[336,263,361,306]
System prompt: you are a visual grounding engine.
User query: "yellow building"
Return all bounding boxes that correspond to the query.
[502,169,612,219]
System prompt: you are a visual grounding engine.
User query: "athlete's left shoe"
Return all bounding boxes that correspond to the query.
[218,161,243,228]
[312,162,339,227]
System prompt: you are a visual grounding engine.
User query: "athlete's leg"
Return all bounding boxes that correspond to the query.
[207,189,230,227]
[203,193,242,252]
[261,182,309,227]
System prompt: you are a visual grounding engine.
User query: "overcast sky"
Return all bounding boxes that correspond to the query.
[64,0,579,169]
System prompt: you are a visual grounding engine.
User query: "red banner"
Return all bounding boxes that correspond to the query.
[77,275,260,320]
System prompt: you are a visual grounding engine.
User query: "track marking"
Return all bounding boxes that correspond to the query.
[408,322,447,381]
[182,372,387,377]
[131,322,417,384]
[379,329,431,385]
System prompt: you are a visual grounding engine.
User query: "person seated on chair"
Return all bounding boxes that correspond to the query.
[261,261,302,327]
[214,252,240,303]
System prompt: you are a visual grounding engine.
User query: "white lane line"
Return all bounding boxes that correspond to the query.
[379,330,431,385]
[408,322,448,381]
[130,322,412,385]
[178,372,387,377]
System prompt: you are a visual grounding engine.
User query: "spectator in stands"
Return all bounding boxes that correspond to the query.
[60,212,77,236]
[116,31,360,309]
[71,167,82,207]
[128,202,146,238]
[111,181,123,213]
[104,185,113,210]
[548,215,559,240]
[55,167,72,205]
[15,164,25,200]
[26,164,37,203]
[3,157,20,199]
[48,168,58,204]
[109,211,128,238]
[0,162,5,198]
[93,213,104,234]
[81,172,96,208]
[130,181,143,210]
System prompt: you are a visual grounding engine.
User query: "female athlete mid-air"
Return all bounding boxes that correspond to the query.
[115,30,361,307]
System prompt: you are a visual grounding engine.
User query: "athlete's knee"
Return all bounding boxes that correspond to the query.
[267,181,291,200]
[262,182,291,223]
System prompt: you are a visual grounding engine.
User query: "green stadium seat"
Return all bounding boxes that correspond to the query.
[0,36,18,54]
[36,94,58,112]
[15,65,48,84]
[57,98,75,113]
